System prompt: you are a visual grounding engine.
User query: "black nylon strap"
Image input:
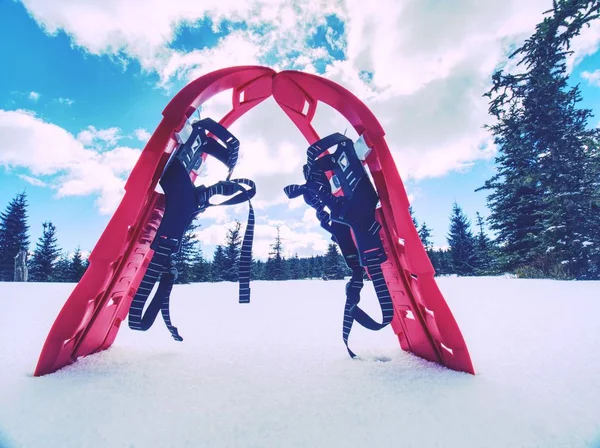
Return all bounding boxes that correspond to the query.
[190,118,239,178]
[128,238,183,341]
[284,133,394,358]
[200,178,256,303]
[129,178,256,338]
[129,118,255,340]
[333,222,393,356]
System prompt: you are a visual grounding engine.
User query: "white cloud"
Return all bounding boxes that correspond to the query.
[57,97,74,105]
[582,69,600,87]
[319,0,569,181]
[28,91,40,101]
[76,125,121,149]
[20,0,342,85]
[194,217,329,260]
[566,17,600,72]
[18,174,47,187]
[160,30,263,85]
[134,128,151,142]
[0,110,140,214]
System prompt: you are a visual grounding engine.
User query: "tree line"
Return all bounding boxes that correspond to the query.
[0,192,88,282]
[411,205,500,277]
[0,190,501,284]
[0,193,352,283]
[162,222,351,283]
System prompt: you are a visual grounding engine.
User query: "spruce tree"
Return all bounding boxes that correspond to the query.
[323,243,347,280]
[418,223,433,252]
[288,254,303,280]
[481,0,600,278]
[409,205,419,229]
[251,259,265,280]
[69,247,87,282]
[51,252,72,282]
[473,212,494,276]
[0,192,30,281]
[222,221,242,282]
[419,222,447,274]
[29,221,61,282]
[447,203,477,276]
[583,137,600,278]
[306,256,316,279]
[211,245,226,281]
[173,223,200,284]
[265,227,287,280]
[433,249,454,276]
[312,255,325,278]
[191,247,211,282]
[430,249,452,276]
[299,257,311,279]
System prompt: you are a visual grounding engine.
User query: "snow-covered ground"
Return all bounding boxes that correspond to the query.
[1,277,599,447]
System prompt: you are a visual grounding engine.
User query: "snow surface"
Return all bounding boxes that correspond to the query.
[1,277,599,448]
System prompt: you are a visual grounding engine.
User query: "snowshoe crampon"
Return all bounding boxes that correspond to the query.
[34,66,475,376]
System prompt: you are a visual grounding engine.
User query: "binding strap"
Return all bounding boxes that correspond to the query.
[129,177,256,340]
[284,133,394,358]
[128,237,183,340]
[128,118,255,340]
[170,117,240,178]
[197,178,256,303]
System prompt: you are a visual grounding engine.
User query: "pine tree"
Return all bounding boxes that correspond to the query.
[299,257,312,279]
[419,222,443,274]
[265,227,288,280]
[312,255,325,278]
[447,203,477,276]
[29,221,61,282]
[222,221,242,282]
[288,254,303,280]
[409,205,419,229]
[191,247,211,282]
[0,192,30,281]
[583,137,600,278]
[418,223,433,252]
[477,93,545,273]
[307,256,317,279]
[323,243,347,280]
[211,245,227,282]
[173,223,200,284]
[431,249,453,276]
[473,212,494,276]
[251,259,266,280]
[51,252,72,282]
[481,0,600,279]
[69,247,87,282]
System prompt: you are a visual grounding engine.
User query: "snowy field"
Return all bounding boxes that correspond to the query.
[1,277,599,448]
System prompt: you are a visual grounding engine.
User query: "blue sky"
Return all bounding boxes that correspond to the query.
[1,0,599,260]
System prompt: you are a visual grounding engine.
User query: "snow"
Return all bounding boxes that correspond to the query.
[1,277,600,448]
